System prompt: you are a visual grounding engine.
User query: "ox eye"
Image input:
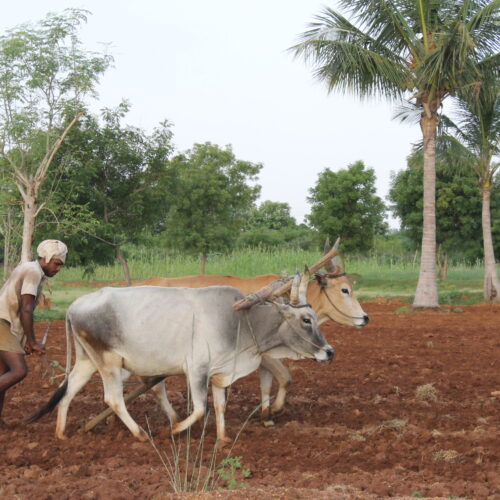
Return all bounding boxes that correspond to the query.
[302,317,311,324]
[341,288,349,294]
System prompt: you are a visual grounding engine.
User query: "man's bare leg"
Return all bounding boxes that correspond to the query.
[0,351,28,424]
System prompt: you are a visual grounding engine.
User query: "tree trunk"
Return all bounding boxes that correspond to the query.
[413,113,439,308]
[16,111,84,265]
[3,207,12,281]
[117,248,132,286]
[20,190,37,263]
[200,254,207,275]
[481,186,500,301]
[442,251,448,281]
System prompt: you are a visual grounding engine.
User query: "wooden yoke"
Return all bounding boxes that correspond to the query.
[231,279,289,311]
[232,245,340,311]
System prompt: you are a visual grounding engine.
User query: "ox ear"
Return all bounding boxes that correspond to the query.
[314,273,328,288]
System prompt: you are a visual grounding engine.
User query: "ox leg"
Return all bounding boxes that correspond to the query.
[100,355,148,442]
[259,364,275,426]
[260,356,291,420]
[171,374,207,436]
[56,358,96,439]
[139,377,179,426]
[212,384,231,446]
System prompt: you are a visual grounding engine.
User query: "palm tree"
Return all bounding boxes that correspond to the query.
[291,0,500,308]
[438,77,500,301]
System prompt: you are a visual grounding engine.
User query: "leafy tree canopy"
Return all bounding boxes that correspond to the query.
[38,101,175,269]
[0,8,112,261]
[389,151,500,261]
[245,201,296,231]
[307,160,387,253]
[164,142,261,261]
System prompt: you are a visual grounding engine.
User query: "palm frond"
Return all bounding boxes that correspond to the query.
[392,100,421,125]
[291,7,410,99]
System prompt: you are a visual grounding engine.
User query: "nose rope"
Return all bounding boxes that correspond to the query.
[320,287,366,321]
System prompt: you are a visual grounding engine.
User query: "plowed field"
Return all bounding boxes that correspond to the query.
[1,301,499,499]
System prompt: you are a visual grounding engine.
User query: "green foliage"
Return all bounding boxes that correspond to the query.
[238,201,317,250]
[0,8,112,150]
[307,160,387,252]
[389,151,500,261]
[245,200,296,230]
[237,225,316,250]
[39,102,175,268]
[164,142,261,257]
[291,0,498,106]
[216,456,251,490]
[0,8,112,261]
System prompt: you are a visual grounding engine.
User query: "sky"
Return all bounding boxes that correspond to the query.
[1,0,423,227]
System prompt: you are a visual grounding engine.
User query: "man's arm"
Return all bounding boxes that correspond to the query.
[20,294,45,355]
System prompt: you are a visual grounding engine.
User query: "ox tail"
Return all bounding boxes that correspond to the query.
[26,314,73,423]
[26,380,68,423]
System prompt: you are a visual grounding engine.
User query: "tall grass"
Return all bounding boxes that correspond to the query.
[57,246,488,284]
[59,247,326,282]
[22,246,494,318]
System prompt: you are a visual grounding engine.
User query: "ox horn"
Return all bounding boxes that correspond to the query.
[298,266,310,304]
[323,237,340,273]
[232,244,341,311]
[289,271,301,305]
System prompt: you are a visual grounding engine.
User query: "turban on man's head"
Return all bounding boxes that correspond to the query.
[37,240,68,263]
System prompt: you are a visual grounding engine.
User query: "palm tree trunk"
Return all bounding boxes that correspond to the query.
[481,186,500,301]
[413,113,439,308]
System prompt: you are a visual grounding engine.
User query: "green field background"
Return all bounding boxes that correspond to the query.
[18,247,492,321]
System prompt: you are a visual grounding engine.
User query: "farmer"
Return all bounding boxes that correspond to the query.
[0,239,67,427]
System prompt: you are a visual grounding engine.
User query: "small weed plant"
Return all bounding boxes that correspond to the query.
[148,324,259,493]
[216,456,251,490]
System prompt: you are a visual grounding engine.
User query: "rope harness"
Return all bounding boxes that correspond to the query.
[316,272,367,321]
[243,300,326,358]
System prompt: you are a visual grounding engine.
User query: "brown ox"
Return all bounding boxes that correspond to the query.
[135,252,368,424]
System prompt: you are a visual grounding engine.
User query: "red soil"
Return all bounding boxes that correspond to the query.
[1,301,499,499]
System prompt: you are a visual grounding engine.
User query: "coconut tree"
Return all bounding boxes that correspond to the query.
[291,0,500,308]
[438,76,500,300]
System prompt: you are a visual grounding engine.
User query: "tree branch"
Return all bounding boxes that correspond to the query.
[35,111,85,186]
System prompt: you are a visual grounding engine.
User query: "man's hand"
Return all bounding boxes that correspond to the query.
[24,340,46,355]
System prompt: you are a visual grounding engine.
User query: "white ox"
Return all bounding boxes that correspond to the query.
[139,245,368,424]
[30,276,333,443]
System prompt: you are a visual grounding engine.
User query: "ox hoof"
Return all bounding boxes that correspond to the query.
[56,433,68,441]
[262,419,275,428]
[171,423,184,436]
[135,428,149,442]
[216,436,232,449]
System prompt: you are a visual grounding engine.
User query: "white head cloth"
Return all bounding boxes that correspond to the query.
[37,240,68,263]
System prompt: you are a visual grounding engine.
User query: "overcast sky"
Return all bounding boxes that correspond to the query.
[2,0,422,227]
